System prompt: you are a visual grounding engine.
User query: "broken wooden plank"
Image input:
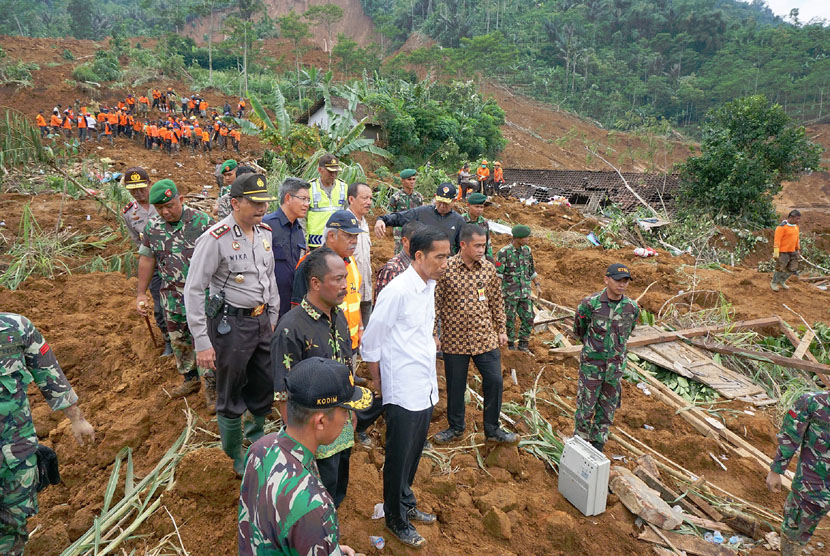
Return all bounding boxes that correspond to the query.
[685,338,830,376]
[683,514,734,534]
[634,466,708,520]
[798,275,830,282]
[793,329,815,360]
[778,318,830,388]
[551,317,781,356]
[684,491,723,522]
[610,466,682,530]
[638,528,735,556]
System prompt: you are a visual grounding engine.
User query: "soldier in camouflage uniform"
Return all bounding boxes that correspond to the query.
[767,391,830,556]
[135,179,216,405]
[122,167,172,356]
[0,313,95,556]
[495,224,541,352]
[387,169,424,254]
[572,263,639,452]
[238,357,370,556]
[216,165,254,220]
[462,192,493,261]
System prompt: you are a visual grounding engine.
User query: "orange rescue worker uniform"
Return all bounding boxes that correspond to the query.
[493,162,504,185]
[36,113,46,128]
[476,162,490,183]
[50,113,62,128]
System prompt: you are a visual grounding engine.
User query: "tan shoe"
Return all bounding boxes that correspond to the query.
[771,280,780,292]
[169,378,201,398]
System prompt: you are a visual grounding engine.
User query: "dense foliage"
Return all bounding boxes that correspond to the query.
[362,0,829,129]
[678,95,822,225]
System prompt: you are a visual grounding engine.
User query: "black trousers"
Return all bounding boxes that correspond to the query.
[444,348,503,437]
[384,404,433,527]
[149,271,168,338]
[208,311,274,419]
[316,447,351,508]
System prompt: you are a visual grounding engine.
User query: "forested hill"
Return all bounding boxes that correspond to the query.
[362,0,829,130]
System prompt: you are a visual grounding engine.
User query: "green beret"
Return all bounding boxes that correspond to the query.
[400,169,417,179]
[220,159,238,173]
[511,224,531,238]
[149,179,178,205]
[467,192,487,205]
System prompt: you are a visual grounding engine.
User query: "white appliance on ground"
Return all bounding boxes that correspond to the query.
[557,435,610,516]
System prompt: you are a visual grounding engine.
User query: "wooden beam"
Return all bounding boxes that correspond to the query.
[550,317,781,356]
[686,338,830,376]
[798,275,830,282]
[778,318,829,388]
[639,527,736,556]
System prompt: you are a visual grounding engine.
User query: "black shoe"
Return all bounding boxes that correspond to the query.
[161,340,174,357]
[486,428,518,444]
[423,439,433,451]
[507,342,516,351]
[518,342,530,353]
[433,428,464,444]
[407,507,437,523]
[385,521,426,549]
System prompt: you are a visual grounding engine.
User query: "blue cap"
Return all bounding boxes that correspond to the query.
[326,210,365,234]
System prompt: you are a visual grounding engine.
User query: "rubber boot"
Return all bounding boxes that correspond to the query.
[217,415,245,477]
[780,271,791,290]
[771,272,782,292]
[244,414,267,444]
[780,534,802,556]
[202,374,216,415]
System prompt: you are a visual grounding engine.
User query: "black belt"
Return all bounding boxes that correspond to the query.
[224,303,268,317]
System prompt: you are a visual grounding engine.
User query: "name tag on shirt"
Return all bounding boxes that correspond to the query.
[477,287,487,302]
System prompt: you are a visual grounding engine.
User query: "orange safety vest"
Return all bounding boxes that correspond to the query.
[238,101,246,110]
[199,100,207,110]
[51,114,61,127]
[188,99,195,110]
[77,115,87,128]
[340,257,362,349]
[493,167,503,182]
[202,130,210,141]
[477,167,490,181]
[133,119,142,132]
[108,113,118,125]
[152,90,161,99]
[139,96,149,105]
[104,122,112,135]
[170,129,178,144]
[117,101,126,110]
[149,125,158,137]
[182,127,191,138]
[36,114,46,127]
[126,97,135,107]
[119,114,128,126]
[231,129,241,141]
[62,116,72,129]
[219,127,228,136]
[97,112,107,123]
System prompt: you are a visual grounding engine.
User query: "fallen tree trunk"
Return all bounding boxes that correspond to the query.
[684,338,830,376]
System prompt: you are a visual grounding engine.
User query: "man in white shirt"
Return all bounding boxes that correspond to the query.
[346,182,373,326]
[361,227,450,549]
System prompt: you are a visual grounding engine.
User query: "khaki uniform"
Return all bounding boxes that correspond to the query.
[184,214,279,418]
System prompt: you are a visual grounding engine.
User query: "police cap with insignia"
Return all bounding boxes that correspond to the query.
[229,173,277,202]
[511,224,531,238]
[606,263,632,280]
[285,357,373,410]
[467,192,487,205]
[435,182,457,203]
[124,167,150,189]
[326,210,365,234]
[148,179,178,204]
[400,168,417,179]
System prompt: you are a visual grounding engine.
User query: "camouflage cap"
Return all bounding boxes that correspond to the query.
[123,167,150,189]
[511,224,531,238]
[149,179,178,204]
[285,357,373,410]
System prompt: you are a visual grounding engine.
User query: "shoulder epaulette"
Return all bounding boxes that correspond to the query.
[259,222,272,231]
[211,224,230,239]
[123,201,136,214]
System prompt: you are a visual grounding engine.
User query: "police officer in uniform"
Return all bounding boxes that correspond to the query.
[122,166,172,356]
[306,154,348,250]
[184,173,280,475]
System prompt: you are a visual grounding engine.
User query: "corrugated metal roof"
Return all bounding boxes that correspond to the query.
[500,169,679,212]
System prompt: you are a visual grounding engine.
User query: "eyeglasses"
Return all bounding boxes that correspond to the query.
[290,194,311,204]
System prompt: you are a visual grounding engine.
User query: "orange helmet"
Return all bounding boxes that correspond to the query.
[494,161,501,167]
[481,160,488,165]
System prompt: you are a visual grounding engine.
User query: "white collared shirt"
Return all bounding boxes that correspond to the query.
[361,265,438,411]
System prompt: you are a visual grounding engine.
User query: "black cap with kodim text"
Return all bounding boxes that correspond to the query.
[606,263,632,280]
[229,173,277,202]
[285,357,373,410]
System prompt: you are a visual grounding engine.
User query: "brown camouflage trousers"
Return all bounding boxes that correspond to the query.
[573,361,624,451]
[782,475,830,545]
[165,316,211,378]
[0,455,38,556]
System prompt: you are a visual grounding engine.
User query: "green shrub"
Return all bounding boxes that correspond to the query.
[62,48,74,60]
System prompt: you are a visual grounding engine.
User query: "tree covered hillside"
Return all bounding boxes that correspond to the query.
[364,0,829,130]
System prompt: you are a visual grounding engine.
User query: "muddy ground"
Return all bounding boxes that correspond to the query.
[1,35,829,555]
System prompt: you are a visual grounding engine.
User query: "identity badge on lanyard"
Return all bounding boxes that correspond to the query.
[477,282,486,302]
